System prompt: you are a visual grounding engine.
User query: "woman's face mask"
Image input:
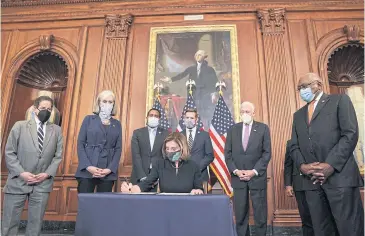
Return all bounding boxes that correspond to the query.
[165,150,182,162]
[99,100,114,120]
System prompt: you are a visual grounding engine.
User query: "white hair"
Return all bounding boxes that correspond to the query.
[240,101,255,112]
[93,90,117,115]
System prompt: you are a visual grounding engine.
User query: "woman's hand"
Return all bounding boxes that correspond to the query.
[190,189,204,195]
[87,166,103,177]
[130,185,142,193]
[121,181,133,193]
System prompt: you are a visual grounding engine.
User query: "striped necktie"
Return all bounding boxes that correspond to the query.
[38,123,44,152]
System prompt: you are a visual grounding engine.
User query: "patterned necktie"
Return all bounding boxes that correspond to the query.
[242,124,250,151]
[188,130,193,150]
[308,100,316,123]
[38,123,44,152]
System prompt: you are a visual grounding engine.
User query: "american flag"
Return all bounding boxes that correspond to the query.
[209,95,234,197]
[176,94,204,132]
[152,98,170,130]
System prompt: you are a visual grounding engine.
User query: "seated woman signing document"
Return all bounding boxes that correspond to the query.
[121,132,204,195]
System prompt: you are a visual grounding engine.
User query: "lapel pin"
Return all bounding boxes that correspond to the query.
[254,129,257,132]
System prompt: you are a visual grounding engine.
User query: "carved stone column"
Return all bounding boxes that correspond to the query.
[257,8,295,216]
[99,14,133,116]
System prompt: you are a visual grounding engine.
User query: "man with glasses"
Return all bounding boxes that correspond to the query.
[2,96,63,236]
[290,73,363,236]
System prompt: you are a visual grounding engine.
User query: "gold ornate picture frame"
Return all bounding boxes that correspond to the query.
[146,25,241,128]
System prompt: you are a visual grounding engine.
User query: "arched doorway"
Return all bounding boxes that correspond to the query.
[327,43,364,175]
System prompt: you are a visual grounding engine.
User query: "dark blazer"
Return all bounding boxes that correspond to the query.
[284,140,318,191]
[225,121,271,189]
[290,93,363,188]
[181,129,214,181]
[138,159,203,193]
[171,61,218,97]
[130,126,169,184]
[75,115,122,181]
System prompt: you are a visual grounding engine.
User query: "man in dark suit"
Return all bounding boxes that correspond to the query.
[130,108,169,191]
[290,73,364,236]
[2,96,63,236]
[161,50,218,124]
[181,108,214,192]
[225,101,271,236]
[284,140,314,236]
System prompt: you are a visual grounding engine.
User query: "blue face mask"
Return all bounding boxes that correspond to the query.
[300,87,315,103]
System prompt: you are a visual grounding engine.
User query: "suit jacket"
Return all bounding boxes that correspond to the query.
[284,140,318,191]
[171,61,218,97]
[290,93,363,189]
[181,129,214,181]
[75,115,122,180]
[130,126,169,184]
[225,121,271,189]
[4,118,63,194]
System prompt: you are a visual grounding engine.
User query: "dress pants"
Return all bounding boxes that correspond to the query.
[305,187,363,236]
[77,178,114,193]
[294,191,314,236]
[2,191,49,236]
[233,187,267,236]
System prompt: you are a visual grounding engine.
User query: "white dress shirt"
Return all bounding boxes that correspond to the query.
[197,62,202,76]
[313,91,323,110]
[148,127,157,151]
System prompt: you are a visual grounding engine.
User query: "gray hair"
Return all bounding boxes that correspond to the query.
[240,101,255,112]
[92,90,117,115]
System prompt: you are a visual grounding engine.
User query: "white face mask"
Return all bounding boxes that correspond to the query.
[147,117,159,128]
[99,102,113,120]
[241,113,253,125]
[184,119,196,129]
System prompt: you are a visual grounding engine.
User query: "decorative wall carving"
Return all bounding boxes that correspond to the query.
[328,44,364,87]
[257,8,286,34]
[17,52,68,91]
[105,14,133,39]
[39,35,54,50]
[258,7,294,222]
[343,25,361,42]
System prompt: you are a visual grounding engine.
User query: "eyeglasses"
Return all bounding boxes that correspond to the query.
[37,107,52,112]
[297,81,317,91]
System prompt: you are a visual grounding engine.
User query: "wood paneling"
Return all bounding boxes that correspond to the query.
[1,0,363,225]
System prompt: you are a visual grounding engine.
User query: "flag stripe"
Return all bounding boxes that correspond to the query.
[208,95,235,197]
[210,163,232,196]
[210,137,231,179]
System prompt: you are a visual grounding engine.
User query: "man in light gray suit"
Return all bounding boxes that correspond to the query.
[2,96,63,236]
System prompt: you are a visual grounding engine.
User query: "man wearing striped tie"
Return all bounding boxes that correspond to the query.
[181,108,214,193]
[2,96,63,236]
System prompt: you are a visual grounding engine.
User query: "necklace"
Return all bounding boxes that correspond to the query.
[170,161,184,175]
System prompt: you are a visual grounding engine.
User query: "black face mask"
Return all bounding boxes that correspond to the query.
[37,110,51,123]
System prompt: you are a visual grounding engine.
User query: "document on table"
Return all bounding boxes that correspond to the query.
[158,193,192,195]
